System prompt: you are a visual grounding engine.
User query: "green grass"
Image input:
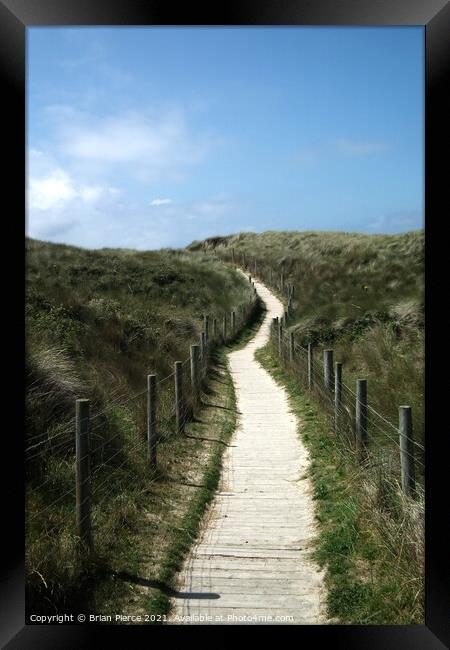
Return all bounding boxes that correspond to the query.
[191,230,424,453]
[25,237,260,616]
[255,343,424,624]
[81,307,264,623]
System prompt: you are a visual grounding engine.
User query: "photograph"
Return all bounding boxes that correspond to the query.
[24,24,428,628]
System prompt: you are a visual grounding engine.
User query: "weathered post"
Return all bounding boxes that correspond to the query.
[231,247,235,265]
[324,349,334,393]
[242,252,246,269]
[213,318,217,338]
[280,270,285,292]
[289,331,295,363]
[334,362,342,434]
[291,284,295,298]
[308,343,314,390]
[248,275,252,282]
[356,379,368,460]
[270,268,273,285]
[222,315,227,341]
[190,344,200,395]
[285,309,289,323]
[203,314,209,343]
[200,331,206,361]
[271,317,278,339]
[75,399,92,550]
[278,322,283,358]
[174,361,184,434]
[254,260,257,276]
[147,375,157,468]
[231,310,236,331]
[399,406,416,497]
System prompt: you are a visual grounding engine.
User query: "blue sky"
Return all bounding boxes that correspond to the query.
[27,27,424,249]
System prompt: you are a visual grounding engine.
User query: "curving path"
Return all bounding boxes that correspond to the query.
[168,277,326,625]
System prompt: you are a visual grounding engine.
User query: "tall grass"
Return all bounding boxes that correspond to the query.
[25,237,257,615]
[191,230,424,450]
[257,338,424,623]
[195,229,424,622]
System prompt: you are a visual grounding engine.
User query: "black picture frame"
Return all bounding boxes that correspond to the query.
[3,1,449,647]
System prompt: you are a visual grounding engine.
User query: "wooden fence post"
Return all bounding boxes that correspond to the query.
[356,379,368,460]
[231,247,235,265]
[324,349,334,393]
[75,398,92,550]
[231,310,236,331]
[280,270,285,292]
[399,406,416,497]
[334,362,342,433]
[190,344,200,395]
[308,343,314,390]
[222,315,227,341]
[201,331,206,363]
[272,317,278,338]
[147,375,157,469]
[270,268,273,285]
[213,318,217,338]
[203,314,209,343]
[278,322,283,358]
[174,361,184,434]
[289,331,295,363]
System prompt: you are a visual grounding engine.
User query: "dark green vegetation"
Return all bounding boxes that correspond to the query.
[191,230,424,451]
[256,345,424,624]
[26,237,259,617]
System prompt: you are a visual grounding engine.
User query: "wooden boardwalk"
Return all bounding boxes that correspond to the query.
[168,278,326,625]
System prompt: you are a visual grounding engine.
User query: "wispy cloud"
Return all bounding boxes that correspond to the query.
[293,137,389,168]
[150,198,173,206]
[367,210,423,233]
[27,144,237,248]
[27,100,223,246]
[43,105,215,184]
[336,138,388,156]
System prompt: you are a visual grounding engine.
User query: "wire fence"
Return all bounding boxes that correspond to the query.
[266,306,425,569]
[200,249,424,581]
[25,286,261,555]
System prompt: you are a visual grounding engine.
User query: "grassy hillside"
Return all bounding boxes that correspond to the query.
[190,230,424,451]
[191,229,425,623]
[25,238,258,615]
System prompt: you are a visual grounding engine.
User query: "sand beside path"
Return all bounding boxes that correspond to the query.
[168,277,326,625]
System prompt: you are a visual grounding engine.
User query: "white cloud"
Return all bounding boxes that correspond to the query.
[29,167,107,211]
[150,198,173,206]
[29,169,77,210]
[26,148,125,242]
[44,106,214,184]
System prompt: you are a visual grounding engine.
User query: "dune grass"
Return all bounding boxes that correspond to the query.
[25,237,258,616]
[190,230,424,450]
[256,342,424,624]
[192,229,424,623]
